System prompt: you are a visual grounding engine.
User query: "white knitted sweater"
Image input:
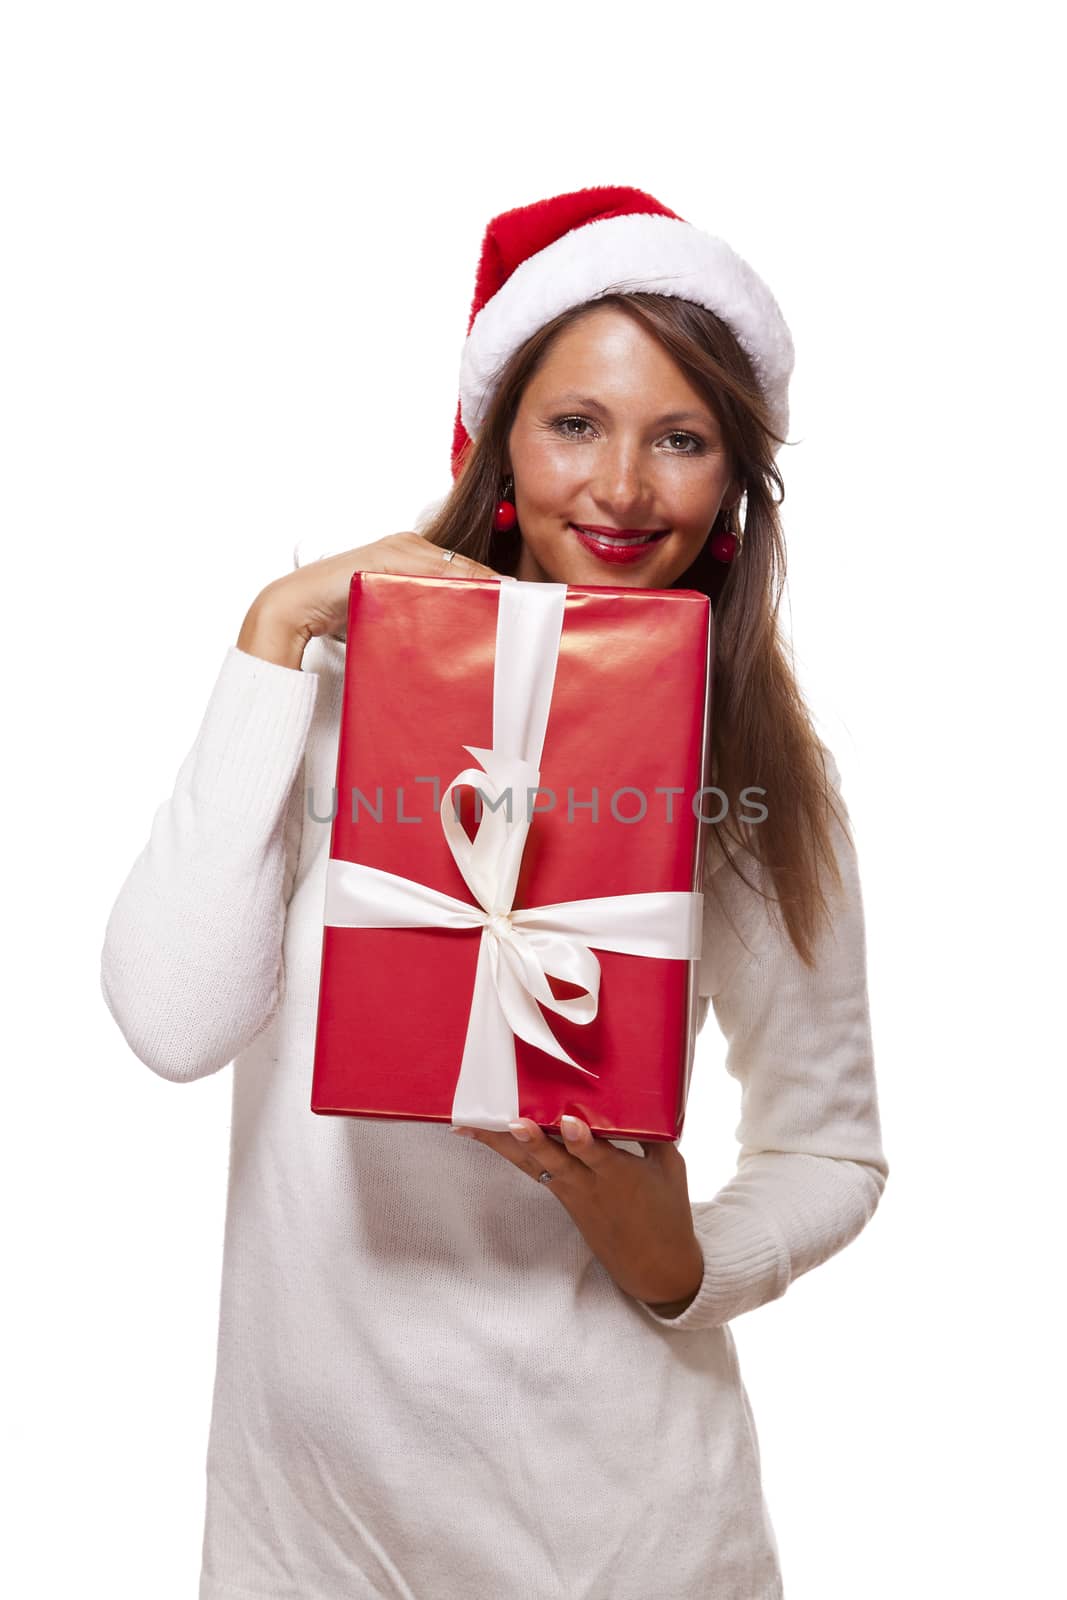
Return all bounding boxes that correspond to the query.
[100,635,888,1600]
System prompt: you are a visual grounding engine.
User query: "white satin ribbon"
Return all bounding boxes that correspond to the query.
[323,577,703,1132]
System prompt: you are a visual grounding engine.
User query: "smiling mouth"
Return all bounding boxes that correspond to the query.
[570,524,671,548]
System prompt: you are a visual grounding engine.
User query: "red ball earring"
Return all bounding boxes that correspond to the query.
[493,474,517,533]
[709,505,743,563]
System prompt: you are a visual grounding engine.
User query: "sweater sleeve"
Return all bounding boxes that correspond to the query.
[638,749,889,1332]
[99,645,320,1084]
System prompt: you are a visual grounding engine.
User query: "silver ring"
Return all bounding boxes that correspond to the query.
[441,549,457,563]
[537,1170,554,1184]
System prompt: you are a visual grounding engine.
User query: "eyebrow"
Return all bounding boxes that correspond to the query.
[546,392,716,428]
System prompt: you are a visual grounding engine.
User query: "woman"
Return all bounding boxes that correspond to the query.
[101,186,888,1600]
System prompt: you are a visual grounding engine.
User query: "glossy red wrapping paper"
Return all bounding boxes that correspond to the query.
[310,570,714,1142]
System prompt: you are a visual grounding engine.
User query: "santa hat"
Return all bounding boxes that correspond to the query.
[450,184,795,480]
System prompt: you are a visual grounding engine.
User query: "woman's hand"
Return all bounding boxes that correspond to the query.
[451,1115,704,1316]
[237,533,500,668]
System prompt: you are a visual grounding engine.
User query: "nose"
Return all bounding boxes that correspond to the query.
[590,438,654,522]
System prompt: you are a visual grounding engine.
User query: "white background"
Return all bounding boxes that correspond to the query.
[4,2,1063,1595]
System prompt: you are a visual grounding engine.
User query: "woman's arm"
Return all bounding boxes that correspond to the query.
[99,643,319,1083]
[639,749,889,1331]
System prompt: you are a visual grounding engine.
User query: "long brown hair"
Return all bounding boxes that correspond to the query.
[420,292,850,967]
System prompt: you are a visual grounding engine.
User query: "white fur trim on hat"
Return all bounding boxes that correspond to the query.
[458,213,794,450]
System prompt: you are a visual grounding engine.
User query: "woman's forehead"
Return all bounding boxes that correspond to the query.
[524,313,717,421]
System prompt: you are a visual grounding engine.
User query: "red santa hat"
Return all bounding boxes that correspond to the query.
[450,184,795,480]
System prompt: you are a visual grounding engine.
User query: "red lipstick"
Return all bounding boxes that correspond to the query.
[569,523,671,566]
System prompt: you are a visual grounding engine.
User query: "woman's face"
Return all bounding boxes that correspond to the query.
[507,305,738,586]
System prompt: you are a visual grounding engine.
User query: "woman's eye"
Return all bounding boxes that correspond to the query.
[663,431,704,454]
[554,415,596,439]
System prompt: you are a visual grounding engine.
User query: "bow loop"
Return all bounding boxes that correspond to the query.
[440,746,541,914]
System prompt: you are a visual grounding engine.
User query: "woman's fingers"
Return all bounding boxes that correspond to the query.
[450,1115,630,1186]
[248,533,500,654]
[421,542,499,580]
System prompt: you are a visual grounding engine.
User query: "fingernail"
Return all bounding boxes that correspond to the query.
[560,1115,584,1139]
[508,1121,532,1142]
[450,1126,471,1136]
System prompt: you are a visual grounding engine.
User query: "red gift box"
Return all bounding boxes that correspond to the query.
[310,570,713,1142]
